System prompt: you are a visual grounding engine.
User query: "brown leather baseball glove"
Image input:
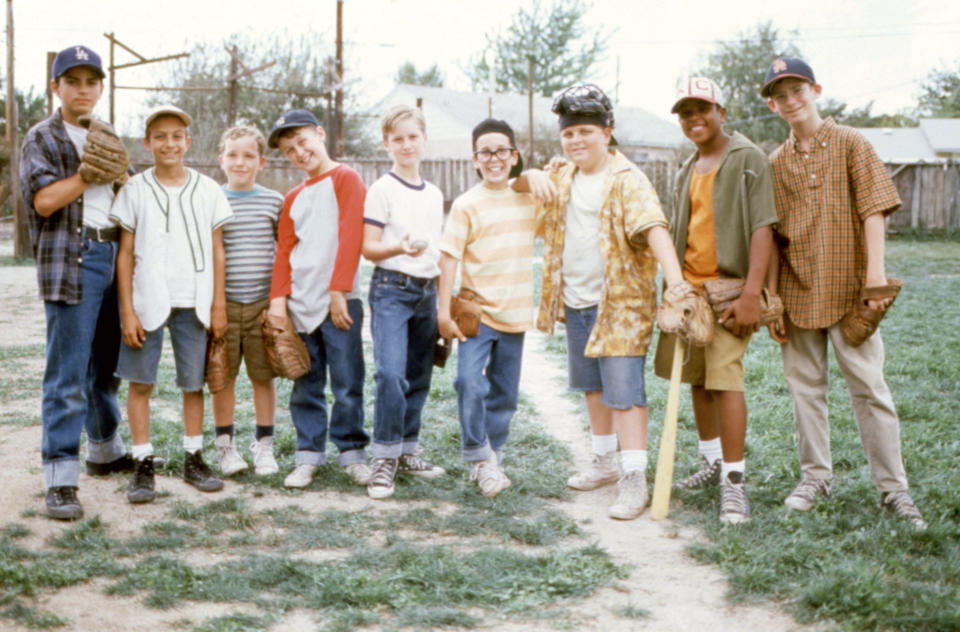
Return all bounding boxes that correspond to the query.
[450,288,483,338]
[839,279,903,347]
[204,335,229,394]
[77,116,129,185]
[702,278,784,333]
[657,281,713,346]
[259,309,310,380]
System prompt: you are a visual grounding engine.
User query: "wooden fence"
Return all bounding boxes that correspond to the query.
[886,162,960,230]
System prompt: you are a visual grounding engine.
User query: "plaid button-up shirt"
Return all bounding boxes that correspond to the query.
[770,118,900,329]
[20,110,87,304]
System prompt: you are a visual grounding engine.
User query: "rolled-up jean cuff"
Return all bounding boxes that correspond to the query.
[401,440,420,455]
[294,450,327,467]
[86,433,126,464]
[370,441,402,459]
[44,458,81,488]
[336,448,368,467]
[462,440,493,463]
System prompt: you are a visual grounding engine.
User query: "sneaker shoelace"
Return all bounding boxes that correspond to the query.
[792,478,829,502]
[884,492,923,520]
[681,458,720,487]
[369,458,397,486]
[399,454,430,472]
[721,481,749,516]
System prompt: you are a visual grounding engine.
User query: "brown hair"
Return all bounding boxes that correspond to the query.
[218,125,267,155]
[380,104,426,139]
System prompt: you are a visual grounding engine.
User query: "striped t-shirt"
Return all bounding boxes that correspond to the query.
[222,184,284,303]
[439,183,538,333]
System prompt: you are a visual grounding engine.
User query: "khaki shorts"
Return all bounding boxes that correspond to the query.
[224,298,276,382]
[654,325,751,392]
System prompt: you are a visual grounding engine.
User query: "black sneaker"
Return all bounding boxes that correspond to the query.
[184,451,224,492]
[127,456,157,504]
[86,453,135,476]
[45,486,83,520]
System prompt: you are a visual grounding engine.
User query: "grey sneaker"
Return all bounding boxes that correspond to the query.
[470,455,512,498]
[127,456,157,504]
[283,463,317,488]
[608,469,648,520]
[568,452,620,491]
[184,451,224,492]
[367,457,398,499]
[882,491,928,531]
[398,453,446,479]
[678,456,721,490]
[344,462,373,486]
[719,471,751,524]
[250,437,280,476]
[46,486,83,520]
[215,434,249,476]
[785,477,831,511]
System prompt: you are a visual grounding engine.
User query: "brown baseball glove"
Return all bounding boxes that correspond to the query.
[839,279,903,347]
[259,309,310,380]
[702,278,784,332]
[450,288,482,338]
[77,116,129,185]
[204,335,229,394]
[657,281,713,346]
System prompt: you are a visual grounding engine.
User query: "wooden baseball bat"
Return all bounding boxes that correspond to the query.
[651,335,684,520]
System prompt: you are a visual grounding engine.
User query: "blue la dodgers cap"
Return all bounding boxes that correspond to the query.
[761,58,816,97]
[268,109,321,148]
[52,45,105,80]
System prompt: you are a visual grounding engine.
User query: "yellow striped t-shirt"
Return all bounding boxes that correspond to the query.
[439,184,538,333]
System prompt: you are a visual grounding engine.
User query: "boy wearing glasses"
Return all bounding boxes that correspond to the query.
[437,119,537,497]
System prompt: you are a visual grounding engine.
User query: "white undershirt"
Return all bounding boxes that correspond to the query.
[64,121,114,230]
[163,184,197,308]
[561,167,609,308]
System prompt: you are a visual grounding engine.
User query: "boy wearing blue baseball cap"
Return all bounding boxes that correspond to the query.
[763,58,927,530]
[20,45,134,519]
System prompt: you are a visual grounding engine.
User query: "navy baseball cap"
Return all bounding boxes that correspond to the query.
[761,58,816,97]
[268,109,320,148]
[52,45,105,80]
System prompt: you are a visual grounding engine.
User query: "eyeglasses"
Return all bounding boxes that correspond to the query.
[473,147,515,162]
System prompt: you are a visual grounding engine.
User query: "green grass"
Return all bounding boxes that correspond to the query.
[640,237,960,631]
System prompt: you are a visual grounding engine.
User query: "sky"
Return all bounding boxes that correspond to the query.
[6,0,960,136]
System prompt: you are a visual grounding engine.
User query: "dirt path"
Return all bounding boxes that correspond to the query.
[519,330,817,631]
[0,254,817,631]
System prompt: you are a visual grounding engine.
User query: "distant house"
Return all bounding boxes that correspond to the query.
[367,84,687,164]
[857,118,960,163]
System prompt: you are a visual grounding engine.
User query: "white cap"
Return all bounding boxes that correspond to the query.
[671,77,724,113]
[144,104,192,135]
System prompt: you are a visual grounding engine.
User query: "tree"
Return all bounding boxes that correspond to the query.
[465,0,607,97]
[147,34,376,161]
[395,61,444,87]
[0,87,47,216]
[917,62,960,117]
[695,21,801,148]
[819,99,917,128]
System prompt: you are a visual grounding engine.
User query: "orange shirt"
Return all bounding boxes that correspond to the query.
[683,167,721,286]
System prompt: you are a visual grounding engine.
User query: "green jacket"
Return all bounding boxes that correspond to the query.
[668,131,778,278]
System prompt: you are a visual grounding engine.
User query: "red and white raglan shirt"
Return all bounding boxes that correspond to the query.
[270,165,365,334]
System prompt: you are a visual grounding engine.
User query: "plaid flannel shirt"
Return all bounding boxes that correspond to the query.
[770,118,901,329]
[20,110,86,304]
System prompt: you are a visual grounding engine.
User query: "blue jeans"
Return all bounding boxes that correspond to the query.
[289,298,368,467]
[368,268,437,459]
[455,323,524,462]
[42,238,125,488]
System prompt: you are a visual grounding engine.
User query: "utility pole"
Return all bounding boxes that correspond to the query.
[103,33,189,125]
[224,46,274,127]
[527,57,534,167]
[45,51,55,114]
[334,0,344,158]
[7,0,28,259]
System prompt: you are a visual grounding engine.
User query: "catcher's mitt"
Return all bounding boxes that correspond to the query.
[259,309,310,380]
[204,335,229,394]
[450,288,482,338]
[657,281,713,346]
[77,116,129,185]
[702,278,784,333]
[839,279,902,347]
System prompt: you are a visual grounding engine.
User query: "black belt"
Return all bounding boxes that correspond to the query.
[84,225,119,242]
[374,267,435,287]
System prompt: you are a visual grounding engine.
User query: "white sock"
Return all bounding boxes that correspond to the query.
[591,433,618,455]
[183,434,203,455]
[620,449,648,473]
[699,438,722,463]
[721,459,745,481]
[132,443,154,461]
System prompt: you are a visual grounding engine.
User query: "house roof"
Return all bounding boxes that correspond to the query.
[857,127,939,163]
[918,118,960,154]
[367,84,685,156]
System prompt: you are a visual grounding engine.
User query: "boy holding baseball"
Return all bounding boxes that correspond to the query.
[362,104,447,500]
[654,77,778,524]
[267,109,371,489]
[20,45,134,519]
[437,118,537,497]
[763,58,926,530]
[211,125,284,477]
[111,105,232,503]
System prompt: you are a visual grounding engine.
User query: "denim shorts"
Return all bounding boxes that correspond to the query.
[116,308,208,391]
[564,304,648,410]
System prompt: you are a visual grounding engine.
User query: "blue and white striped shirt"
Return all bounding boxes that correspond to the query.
[222,185,284,303]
